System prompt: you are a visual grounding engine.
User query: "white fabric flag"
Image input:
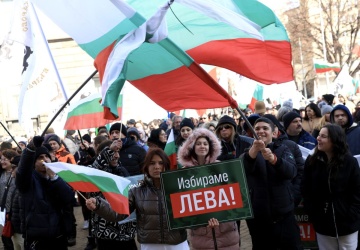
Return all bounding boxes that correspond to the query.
[5,0,67,129]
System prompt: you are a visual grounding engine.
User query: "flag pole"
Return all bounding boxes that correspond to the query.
[30,2,68,100]
[41,70,98,137]
[235,107,259,140]
[0,121,21,150]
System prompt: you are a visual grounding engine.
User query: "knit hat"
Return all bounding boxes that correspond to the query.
[127,127,140,139]
[216,115,237,131]
[242,114,261,132]
[320,104,333,116]
[43,143,53,152]
[254,101,266,114]
[82,134,91,144]
[109,123,128,137]
[322,94,335,105]
[47,134,61,146]
[66,130,76,136]
[35,146,51,161]
[282,99,293,109]
[263,114,284,130]
[180,118,195,130]
[127,119,136,125]
[283,112,301,130]
[19,141,27,146]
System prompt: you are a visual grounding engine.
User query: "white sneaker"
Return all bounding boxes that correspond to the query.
[83,220,89,229]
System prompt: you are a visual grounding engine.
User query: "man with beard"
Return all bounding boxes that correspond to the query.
[283,112,317,150]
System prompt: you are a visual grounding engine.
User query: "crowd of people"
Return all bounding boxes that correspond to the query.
[0,92,360,249]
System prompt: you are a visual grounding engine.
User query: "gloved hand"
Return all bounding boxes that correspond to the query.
[33,136,44,148]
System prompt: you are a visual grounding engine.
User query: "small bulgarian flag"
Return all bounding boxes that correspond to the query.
[248,84,264,112]
[44,162,131,215]
[64,93,122,130]
[164,129,177,170]
[314,61,341,74]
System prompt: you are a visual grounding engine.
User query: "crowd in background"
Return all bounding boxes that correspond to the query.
[0,92,359,249]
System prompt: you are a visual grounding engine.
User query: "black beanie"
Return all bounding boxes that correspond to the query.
[242,114,260,132]
[109,123,128,137]
[82,134,91,144]
[35,146,51,161]
[180,118,195,130]
[10,155,21,167]
[216,115,237,131]
[47,134,61,146]
[263,114,284,130]
[322,94,335,105]
[283,112,301,130]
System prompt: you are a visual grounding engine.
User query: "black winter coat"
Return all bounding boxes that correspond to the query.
[275,131,304,207]
[16,148,74,241]
[242,142,297,220]
[119,138,146,176]
[302,154,360,236]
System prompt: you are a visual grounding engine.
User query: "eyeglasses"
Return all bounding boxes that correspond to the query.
[218,125,231,130]
[0,158,9,162]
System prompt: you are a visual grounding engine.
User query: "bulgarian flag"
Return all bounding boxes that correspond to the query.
[164,129,177,170]
[44,162,131,215]
[314,60,341,73]
[64,93,122,130]
[32,0,291,118]
[249,84,264,112]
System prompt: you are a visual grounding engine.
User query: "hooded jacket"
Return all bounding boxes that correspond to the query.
[177,128,240,250]
[330,105,360,155]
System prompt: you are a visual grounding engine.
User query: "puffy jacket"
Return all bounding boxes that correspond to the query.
[95,177,187,245]
[302,153,360,236]
[217,134,253,161]
[242,142,297,220]
[55,145,76,164]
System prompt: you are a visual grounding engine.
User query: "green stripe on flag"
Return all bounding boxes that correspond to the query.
[57,170,129,196]
[79,13,145,58]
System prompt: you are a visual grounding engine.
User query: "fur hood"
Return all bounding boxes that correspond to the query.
[178,128,221,167]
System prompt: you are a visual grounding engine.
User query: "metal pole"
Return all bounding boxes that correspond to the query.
[318,0,330,93]
[235,106,259,140]
[0,121,21,150]
[41,70,98,136]
[299,38,307,99]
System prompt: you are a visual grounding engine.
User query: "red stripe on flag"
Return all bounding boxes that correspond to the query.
[103,192,130,215]
[187,39,293,84]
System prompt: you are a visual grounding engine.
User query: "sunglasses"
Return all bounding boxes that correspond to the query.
[219,125,231,130]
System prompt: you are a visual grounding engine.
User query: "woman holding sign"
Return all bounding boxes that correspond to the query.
[86,148,189,250]
[178,128,240,250]
[302,124,360,249]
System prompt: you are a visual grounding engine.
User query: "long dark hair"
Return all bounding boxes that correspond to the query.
[142,148,170,177]
[309,124,348,170]
[304,103,322,120]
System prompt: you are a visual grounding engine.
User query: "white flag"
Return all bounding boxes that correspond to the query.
[5,0,67,130]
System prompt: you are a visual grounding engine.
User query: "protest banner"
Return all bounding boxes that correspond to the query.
[161,159,252,230]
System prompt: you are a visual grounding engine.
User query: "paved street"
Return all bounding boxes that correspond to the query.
[0,206,253,250]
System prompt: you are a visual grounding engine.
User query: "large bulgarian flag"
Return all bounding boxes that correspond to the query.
[164,129,177,170]
[32,0,291,118]
[44,162,131,215]
[64,93,123,130]
[314,60,341,73]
